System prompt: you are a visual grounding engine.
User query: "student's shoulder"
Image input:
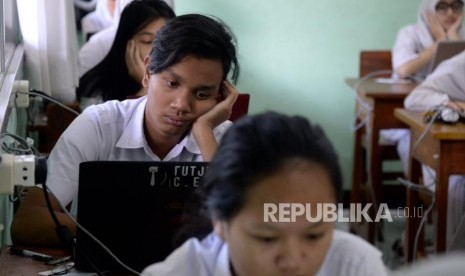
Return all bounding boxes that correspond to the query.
[317,230,387,276]
[330,229,382,256]
[85,26,117,47]
[141,233,227,276]
[77,97,147,129]
[396,23,422,40]
[214,120,233,133]
[82,97,146,115]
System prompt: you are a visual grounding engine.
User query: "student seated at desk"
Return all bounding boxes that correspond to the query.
[77,0,175,109]
[78,0,174,78]
[392,0,465,81]
[11,14,241,247]
[404,49,465,250]
[385,0,465,177]
[141,112,388,276]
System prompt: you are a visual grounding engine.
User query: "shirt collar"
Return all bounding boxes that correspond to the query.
[215,240,233,276]
[116,97,201,155]
[116,97,147,149]
[183,131,201,154]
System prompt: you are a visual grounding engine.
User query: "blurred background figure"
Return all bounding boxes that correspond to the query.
[81,0,120,41]
[77,0,174,77]
[75,0,174,41]
[77,0,175,108]
[75,0,132,41]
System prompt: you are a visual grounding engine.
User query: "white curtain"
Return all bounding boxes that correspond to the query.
[16,0,79,104]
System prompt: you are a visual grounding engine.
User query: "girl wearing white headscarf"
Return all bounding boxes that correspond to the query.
[389,3,465,250]
[392,0,465,81]
[382,0,465,179]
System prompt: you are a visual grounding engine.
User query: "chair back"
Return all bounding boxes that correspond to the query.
[359,50,392,78]
[230,93,250,122]
[45,102,81,153]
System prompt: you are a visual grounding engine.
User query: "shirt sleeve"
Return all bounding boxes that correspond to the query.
[404,51,465,111]
[316,230,388,276]
[78,27,115,77]
[141,234,227,276]
[404,84,450,111]
[213,120,233,142]
[392,26,420,71]
[46,107,104,206]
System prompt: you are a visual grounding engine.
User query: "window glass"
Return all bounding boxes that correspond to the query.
[1,0,20,75]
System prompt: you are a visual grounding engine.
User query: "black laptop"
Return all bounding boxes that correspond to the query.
[429,40,465,73]
[74,161,208,273]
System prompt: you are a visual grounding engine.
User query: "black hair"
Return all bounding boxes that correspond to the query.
[203,111,343,221]
[147,14,240,84]
[77,0,175,102]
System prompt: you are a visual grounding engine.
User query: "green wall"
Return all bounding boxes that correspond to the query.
[175,0,421,188]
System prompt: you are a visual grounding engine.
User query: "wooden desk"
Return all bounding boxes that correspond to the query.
[0,245,137,275]
[346,78,417,242]
[394,109,465,262]
[0,246,69,275]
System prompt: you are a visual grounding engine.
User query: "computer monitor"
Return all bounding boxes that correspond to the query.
[74,161,208,273]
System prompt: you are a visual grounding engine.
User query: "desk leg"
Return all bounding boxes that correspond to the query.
[351,120,364,205]
[435,154,449,253]
[351,119,368,239]
[406,155,422,262]
[367,124,382,243]
[350,121,362,234]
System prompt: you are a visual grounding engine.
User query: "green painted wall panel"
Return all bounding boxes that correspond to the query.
[175,0,421,188]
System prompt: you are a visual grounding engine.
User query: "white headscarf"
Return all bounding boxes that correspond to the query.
[416,0,465,49]
[393,0,465,81]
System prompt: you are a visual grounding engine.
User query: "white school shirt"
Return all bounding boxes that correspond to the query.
[46,96,232,207]
[141,230,388,276]
[404,49,465,111]
[78,26,117,77]
[81,0,115,40]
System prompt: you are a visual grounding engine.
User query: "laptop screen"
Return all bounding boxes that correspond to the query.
[429,41,465,73]
[74,161,208,273]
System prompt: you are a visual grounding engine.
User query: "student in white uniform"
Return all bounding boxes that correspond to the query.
[385,0,465,175]
[81,0,120,41]
[77,0,175,109]
[404,49,465,248]
[142,112,388,276]
[11,14,241,247]
[78,0,174,77]
[392,0,465,81]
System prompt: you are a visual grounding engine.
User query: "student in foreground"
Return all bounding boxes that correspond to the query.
[141,111,388,276]
[11,14,240,247]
